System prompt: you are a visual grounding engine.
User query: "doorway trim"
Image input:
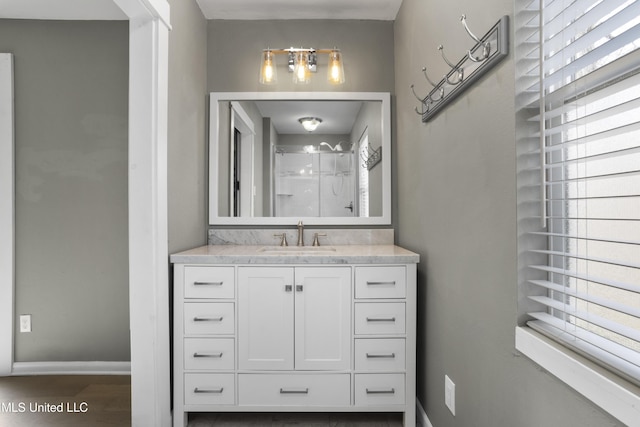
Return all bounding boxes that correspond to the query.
[0,1,172,425]
[0,53,14,377]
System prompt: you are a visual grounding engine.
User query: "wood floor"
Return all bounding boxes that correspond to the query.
[0,375,131,427]
[0,375,404,426]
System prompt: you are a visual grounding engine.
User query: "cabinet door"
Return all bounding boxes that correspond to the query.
[294,267,351,370]
[238,267,294,370]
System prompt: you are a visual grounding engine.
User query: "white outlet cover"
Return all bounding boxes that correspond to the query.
[445,375,456,416]
[19,314,31,333]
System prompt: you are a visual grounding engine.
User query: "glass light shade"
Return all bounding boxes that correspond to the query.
[298,117,322,132]
[293,51,311,84]
[259,50,277,85]
[327,49,345,84]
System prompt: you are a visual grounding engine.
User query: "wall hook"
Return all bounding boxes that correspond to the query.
[461,14,491,62]
[410,84,425,102]
[438,45,464,85]
[422,67,439,87]
[410,85,428,115]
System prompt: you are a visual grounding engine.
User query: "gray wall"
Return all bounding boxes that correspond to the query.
[0,20,130,362]
[167,0,208,253]
[207,20,395,94]
[394,0,619,426]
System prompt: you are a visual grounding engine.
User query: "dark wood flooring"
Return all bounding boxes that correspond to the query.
[0,375,405,426]
[0,375,130,426]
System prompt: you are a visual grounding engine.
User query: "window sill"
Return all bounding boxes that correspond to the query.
[515,326,640,426]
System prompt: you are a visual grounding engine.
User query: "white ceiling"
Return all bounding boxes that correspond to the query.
[0,0,402,20]
[196,0,402,20]
[0,0,127,20]
[255,100,363,135]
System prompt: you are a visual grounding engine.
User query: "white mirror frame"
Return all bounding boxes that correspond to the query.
[208,92,391,226]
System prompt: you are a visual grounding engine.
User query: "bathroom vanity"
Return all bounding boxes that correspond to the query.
[170,244,419,427]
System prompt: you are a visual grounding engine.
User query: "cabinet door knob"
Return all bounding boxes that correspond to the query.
[296,285,303,292]
[285,285,293,292]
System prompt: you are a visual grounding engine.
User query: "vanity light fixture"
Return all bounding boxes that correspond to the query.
[298,117,323,132]
[259,47,345,85]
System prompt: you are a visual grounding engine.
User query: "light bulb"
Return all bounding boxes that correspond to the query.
[259,50,277,85]
[327,49,345,85]
[293,51,311,84]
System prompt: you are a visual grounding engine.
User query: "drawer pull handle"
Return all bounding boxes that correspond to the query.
[366,281,396,286]
[366,317,396,322]
[193,316,224,322]
[193,352,223,358]
[279,388,309,394]
[366,353,396,359]
[193,281,223,286]
[194,387,224,394]
[366,388,395,395]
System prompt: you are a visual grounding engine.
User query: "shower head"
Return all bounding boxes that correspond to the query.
[319,141,351,152]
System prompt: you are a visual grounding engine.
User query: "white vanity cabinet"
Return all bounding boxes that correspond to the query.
[238,266,351,371]
[171,244,418,427]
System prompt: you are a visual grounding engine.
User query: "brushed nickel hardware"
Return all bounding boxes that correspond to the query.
[279,388,309,394]
[297,220,304,246]
[366,317,396,322]
[193,281,223,286]
[285,285,293,292]
[366,353,396,358]
[312,233,327,246]
[273,233,288,246]
[366,388,395,394]
[366,281,396,286]
[194,387,224,394]
[193,316,224,322]
[193,352,223,358]
[296,285,303,292]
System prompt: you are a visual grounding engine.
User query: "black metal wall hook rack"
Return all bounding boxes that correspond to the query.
[411,14,509,122]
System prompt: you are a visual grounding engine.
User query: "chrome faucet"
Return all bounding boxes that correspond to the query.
[297,220,304,246]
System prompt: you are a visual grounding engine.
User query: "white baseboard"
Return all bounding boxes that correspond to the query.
[11,361,131,376]
[416,398,434,427]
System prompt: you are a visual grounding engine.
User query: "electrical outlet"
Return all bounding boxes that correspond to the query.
[445,375,456,416]
[19,314,31,333]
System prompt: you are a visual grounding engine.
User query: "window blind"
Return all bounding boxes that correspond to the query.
[524,0,640,385]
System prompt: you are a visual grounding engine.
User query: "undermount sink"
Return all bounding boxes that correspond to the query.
[259,246,336,253]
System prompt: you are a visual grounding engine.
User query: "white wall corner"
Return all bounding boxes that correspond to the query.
[0,53,15,377]
[417,398,435,427]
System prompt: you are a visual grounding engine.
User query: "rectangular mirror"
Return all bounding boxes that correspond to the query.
[209,92,391,225]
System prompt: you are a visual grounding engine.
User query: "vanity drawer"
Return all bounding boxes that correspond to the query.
[184,302,235,335]
[355,266,406,299]
[184,373,235,405]
[355,338,405,371]
[184,338,235,370]
[355,373,405,406]
[354,303,405,335]
[238,374,350,407]
[184,266,234,299]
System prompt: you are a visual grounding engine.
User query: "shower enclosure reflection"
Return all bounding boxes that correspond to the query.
[274,142,356,217]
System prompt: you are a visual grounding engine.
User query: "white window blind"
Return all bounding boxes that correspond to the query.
[524,0,640,385]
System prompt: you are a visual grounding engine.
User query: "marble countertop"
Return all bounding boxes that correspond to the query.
[170,244,419,265]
